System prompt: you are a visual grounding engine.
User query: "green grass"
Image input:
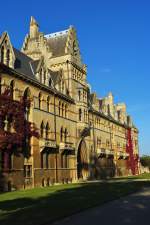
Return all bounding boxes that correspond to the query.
[127,173,150,179]
[0,180,150,225]
[114,173,150,180]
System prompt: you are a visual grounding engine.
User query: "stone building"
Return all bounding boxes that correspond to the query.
[0,17,139,191]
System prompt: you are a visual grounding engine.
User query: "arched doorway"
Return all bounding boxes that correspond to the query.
[77,139,88,180]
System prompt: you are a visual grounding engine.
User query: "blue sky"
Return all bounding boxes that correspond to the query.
[0,0,149,155]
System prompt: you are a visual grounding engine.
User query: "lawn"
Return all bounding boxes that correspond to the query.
[127,173,150,179]
[114,172,150,180]
[0,180,150,225]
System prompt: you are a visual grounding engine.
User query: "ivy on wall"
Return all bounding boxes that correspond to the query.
[126,128,139,175]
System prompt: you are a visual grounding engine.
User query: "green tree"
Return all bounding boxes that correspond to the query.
[140,155,150,168]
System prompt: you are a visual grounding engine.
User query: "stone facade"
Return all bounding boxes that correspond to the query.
[0,17,139,191]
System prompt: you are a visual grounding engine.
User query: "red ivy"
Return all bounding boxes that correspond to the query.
[126,128,139,175]
[0,88,39,153]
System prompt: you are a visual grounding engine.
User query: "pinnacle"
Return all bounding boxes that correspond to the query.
[30,16,38,26]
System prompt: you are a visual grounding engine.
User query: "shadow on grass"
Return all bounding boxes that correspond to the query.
[53,186,150,225]
[0,181,150,225]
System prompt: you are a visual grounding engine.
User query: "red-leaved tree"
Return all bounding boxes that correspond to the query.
[0,88,39,170]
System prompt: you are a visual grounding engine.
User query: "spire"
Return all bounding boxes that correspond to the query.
[108,92,113,97]
[29,16,39,38]
[30,16,38,27]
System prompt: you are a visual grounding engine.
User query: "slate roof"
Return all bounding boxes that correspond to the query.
[45,30,68,57]
[13,47,35,79]
[13,47,61,86]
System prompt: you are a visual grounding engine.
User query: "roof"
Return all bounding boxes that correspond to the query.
[45,30,69,57]
[45,29,68,38]
[13,47,35,79]
[0,62,75,104]
[13,48,62,87]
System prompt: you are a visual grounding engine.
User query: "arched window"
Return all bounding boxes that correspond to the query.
[64,128,67,142]
[10,80,15,100]
[6,49,10,67]
[47,96,50,112]
[49,78,52,87]
[41,150,48,169]
[39,92,42,109]
[0,151,5,170]
[62,103,64,117]
[0,151,13,171]
[62,81,65,93]
[86,110,88,122]
[83,90,84,101]
[79,108,82,121]
[97,138,101,148]
[0,77,1,95]
[45,122,49,140]
[84,109,86,122]
[78,90,81,101]
[98,119,100,128]
[40,68,42,83]
[60,127,63,142]
[1,46,4,63]
[65,104,67,118]
[23,88,31,121]
[40,121,44,138]
[43,71,46,84]
[106,140,110,148]
[24,87,31,99]
[59,101,61,116]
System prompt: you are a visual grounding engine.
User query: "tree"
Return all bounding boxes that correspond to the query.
[0,88,39,170]
[140,155,150,169]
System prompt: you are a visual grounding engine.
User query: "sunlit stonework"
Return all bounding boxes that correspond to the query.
[0,17,139,191]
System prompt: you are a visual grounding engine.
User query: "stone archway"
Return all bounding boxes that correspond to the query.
[77,139,88,180]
